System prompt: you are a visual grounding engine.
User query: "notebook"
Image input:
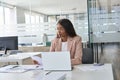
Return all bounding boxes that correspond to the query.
[41,51,72,71]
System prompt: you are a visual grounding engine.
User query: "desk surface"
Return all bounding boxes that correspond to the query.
[0,64,114,80]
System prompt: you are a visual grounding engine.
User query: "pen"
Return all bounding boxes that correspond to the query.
[45,71,52,75]
[36,65,39,68]
[9,66,19,69]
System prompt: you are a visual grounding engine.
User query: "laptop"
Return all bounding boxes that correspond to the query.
[41,51,72,71]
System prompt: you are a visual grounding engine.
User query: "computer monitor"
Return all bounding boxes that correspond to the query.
[0,36,18,53]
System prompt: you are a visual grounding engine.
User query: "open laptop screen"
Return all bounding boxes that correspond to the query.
[41,51,72,71]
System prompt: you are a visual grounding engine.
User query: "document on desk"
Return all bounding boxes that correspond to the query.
[76,65,104,71]
[43,72,66,80]
[0,65,43,73]
[0,65,27,73]
[19,65,43,70]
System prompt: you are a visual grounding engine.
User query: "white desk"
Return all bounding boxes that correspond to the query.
[0,64,114,80]
[0,52,41,65]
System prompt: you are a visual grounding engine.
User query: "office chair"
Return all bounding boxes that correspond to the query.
[82,48,94,64]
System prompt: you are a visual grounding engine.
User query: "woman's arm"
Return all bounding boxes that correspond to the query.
[49,39,56,52]
[71,37,82,65]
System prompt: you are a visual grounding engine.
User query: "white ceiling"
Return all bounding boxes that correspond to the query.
[1,0,120,15]
[0,0,87,15]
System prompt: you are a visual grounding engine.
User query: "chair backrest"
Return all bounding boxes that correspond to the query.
[82,48,94,64]
[46,41,51,47]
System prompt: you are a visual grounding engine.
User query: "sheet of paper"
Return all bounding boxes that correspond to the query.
[76,65,104,71]
[19,65,43,70]
[43,72,66,80]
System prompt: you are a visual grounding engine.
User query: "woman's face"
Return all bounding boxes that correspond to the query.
[57,23,67,38]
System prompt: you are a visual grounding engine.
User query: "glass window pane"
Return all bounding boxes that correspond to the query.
[0,6,4,25]
[36,15,39,24]
[25,13,30,24]
[31,15,35,24]
[40,16,44,23]
[4,7,10,24]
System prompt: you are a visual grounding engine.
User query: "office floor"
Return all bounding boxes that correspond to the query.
[98,43,120,80]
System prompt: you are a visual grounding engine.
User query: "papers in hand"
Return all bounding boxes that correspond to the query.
[0,65,43,73]
[31,56,42,65]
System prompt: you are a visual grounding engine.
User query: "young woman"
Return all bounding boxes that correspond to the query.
[50,19,82,65]
[32,19,82,65]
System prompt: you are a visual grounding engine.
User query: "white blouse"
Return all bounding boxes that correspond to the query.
[61,42,68,51]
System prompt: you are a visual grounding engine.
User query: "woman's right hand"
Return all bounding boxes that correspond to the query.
[32,60,39,65]
[31,56,42,65]
[57,31,60,38]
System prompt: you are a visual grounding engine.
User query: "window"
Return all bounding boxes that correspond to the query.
[25,13,30,24]
[0,4,16,36]
[0,6,4,25]
[4,7,10,24]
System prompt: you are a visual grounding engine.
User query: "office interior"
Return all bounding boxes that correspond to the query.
[0,0,120,80]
